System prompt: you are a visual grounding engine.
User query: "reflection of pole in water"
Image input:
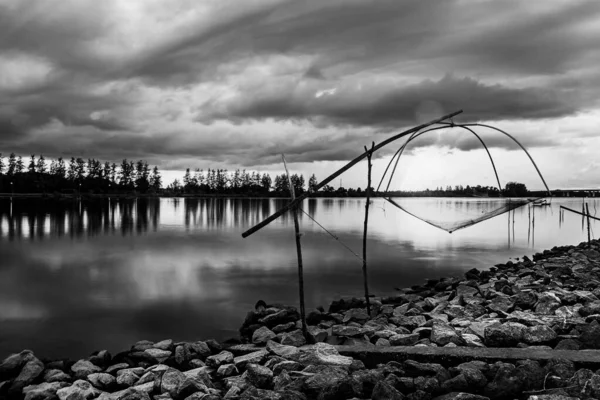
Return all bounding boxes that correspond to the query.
[582,199,585,231]
[586,203,591,243]
[512,208,515,243]
[532,205,535,248]
[507,208,510,249]
[528,205,531,244]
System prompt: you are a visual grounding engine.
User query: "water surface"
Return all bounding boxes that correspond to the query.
[0,196,597,359]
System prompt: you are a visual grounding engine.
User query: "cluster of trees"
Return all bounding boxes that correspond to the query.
[387,182,529,197]
[0,153,162,194]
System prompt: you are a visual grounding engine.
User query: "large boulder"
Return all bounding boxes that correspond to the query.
[71,360,102,380]
[10,358,45,394]
[252,326,277,345]
[156,368,186,397]
[0,350,36,381]
[246,363,273,389]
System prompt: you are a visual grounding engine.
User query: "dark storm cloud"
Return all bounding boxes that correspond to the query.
[0,0,599,167]
[199,74,580,127]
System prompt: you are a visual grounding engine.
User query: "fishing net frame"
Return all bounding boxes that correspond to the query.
[378,121,552,233]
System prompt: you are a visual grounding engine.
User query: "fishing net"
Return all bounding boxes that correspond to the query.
[384,197,539,233]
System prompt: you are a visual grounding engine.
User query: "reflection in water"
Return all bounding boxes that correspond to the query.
[0,197,597,360]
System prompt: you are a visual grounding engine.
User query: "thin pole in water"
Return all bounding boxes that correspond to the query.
[586,203,591,244]
[281,154,308,339]
[362,142,374,316]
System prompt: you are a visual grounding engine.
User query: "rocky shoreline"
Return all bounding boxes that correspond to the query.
[2,239,600,400]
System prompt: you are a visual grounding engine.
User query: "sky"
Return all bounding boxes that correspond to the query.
[1,0,599,190]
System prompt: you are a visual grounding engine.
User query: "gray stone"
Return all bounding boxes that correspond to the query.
[233,350,268,369]
[280,330,306,347]
[153,339,173,351]
[57,380,101,400]
[484,322,526,347]
[23,382,69,400]
[431,322,463,346]
[535,293,562,314]
[217,364,238,378]
[252,326,277,345]
[246,363,273,389]
[266,340,300,359]
[205,351,234,368]
[176,376,210,399]
[106,363,129,374]
[87,372,116,390]
[331,325,363,337]
[389,333,420,346]
[11,358,45,393]
[143,348,171,363]
[523,325,557,344]
[71,360,102,380]
[343,308,370,323]
[298,343,353,367]
[158,368,186,397]
[43,369,71,383]
[272,322,296,333]
[116,369,140,387]
[0,350,36,380]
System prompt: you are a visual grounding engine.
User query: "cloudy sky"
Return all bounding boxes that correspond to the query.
[1,0,599,190]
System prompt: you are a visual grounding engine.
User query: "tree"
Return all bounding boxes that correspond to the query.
[36,155,46,174]
[183,168,192,189]
[504,182,528,197]
[0,153,4,175]
[260,173,272,191]
[135,160,150,192]
[56,157,66,178]
[110,163,117,183]
[291,174,305,194]
[150,166,162,190]
[75,158,86,180]
[28,155,36,173]
[67,157,77,180]
[7,153,16,176]
[16,156,24,173]
[308,174,318,192]
[103,162,111,180]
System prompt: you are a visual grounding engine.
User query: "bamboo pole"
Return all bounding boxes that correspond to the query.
[560,206,600,221]
[281,155,308,338]
[586,203,591,244]
[242,110,463,238]
[362,142,374,316]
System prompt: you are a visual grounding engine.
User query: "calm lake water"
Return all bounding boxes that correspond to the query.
[0,196,598,359]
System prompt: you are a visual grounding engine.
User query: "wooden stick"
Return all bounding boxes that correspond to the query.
[362,142,374,316]
[241,110,463,238]
[587,203,592,244]
[281,155,308,338]
[560,206,600,221]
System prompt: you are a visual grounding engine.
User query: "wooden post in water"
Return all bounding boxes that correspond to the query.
[362,142,374,316]
[587,203,591,244]
[281,155,308,338]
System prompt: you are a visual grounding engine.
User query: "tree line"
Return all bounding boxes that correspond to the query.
[0,152,530,197]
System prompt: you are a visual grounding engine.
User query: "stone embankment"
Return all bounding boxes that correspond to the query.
[2,239,600,400]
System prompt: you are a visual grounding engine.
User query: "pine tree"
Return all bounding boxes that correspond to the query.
[56,157,66,178]
[67,157,77,180]
[103,162,111,180]
[308,174,318,192]
[36,155,46,174]
[7,153,16,175]
[261,173,272,191]
[150,166,162,190]
[28,154,36,173]
[16,156,24,173]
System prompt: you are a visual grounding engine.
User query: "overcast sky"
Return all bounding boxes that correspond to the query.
[1,0,599,190]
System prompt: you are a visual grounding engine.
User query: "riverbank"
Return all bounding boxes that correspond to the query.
[2,239,600,399]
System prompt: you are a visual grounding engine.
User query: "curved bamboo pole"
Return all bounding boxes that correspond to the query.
[379,125,503,193]
[442,122,551,196]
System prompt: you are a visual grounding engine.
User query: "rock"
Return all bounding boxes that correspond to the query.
[433,394,490,400]
[57,380,101,400]
[462,333,485,348]
[307,326,328,343]
[266,340,300,359]
[153,339,173,351]
[466,321,498,339]
[215,364,237,378]
[43,369,71,383]
[0,350,36,380]
[252,326,277,345]
[158,368,186,397]
[371,381,405,400]
[535,293,562,314]
[143,348,171,363]
[514,291,537,309]
[303,365,348,398]
[331,325,363,337]
[23,382,69,400]
[343,308,370,323]
[525,395,579,400]
[523,325,557,344]
[280,330,306,347]
[71,360,102,380]
[298,343,353,367]
[87,372,116,391]
[10,358,45,393]
[176,376,211,399]
[205,351,234,368]
[233,350,269,369]
[484,322,526,347]
[246,363,273,390]
[578,300,600,317]
[544,359,575,389]
[106,363,129,374]
[389,333,420,346]
[376,338,391,346]
[440,375,469,393]
[579,320,600,349]
[430,323,463,346]
[272,322,296,333]
[117,369,140,387]
[403,360,450,383]
[517,360,545,391]
[483,363,526,399]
